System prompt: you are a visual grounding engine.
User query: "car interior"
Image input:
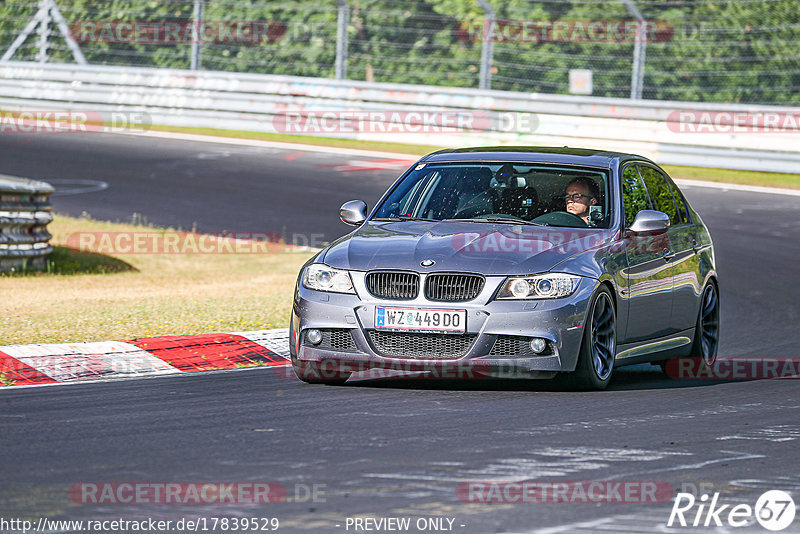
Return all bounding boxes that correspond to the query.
[415,164,609,227]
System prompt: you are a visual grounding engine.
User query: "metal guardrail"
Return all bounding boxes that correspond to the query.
[0,61,798,173]
[0,174,54,272]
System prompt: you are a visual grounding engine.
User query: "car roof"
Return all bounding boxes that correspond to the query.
[419,146,657,168]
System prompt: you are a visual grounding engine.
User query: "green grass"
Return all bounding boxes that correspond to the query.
[1,214,313,344]
[662,165,800,190]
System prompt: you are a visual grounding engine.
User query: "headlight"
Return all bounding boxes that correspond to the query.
[497,273,580,299]
[303,264,355,294]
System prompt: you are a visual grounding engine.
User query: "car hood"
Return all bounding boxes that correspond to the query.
[322,221,614,275]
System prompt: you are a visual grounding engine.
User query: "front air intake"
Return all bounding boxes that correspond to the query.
[366,271,420,300]
[425,273,484,302]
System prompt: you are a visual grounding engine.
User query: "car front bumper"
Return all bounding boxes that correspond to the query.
[291,274,597,379]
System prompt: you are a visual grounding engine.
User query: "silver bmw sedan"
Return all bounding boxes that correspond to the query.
[290,147,719,390]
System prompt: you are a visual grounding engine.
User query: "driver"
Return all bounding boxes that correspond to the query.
[564,177,599,225]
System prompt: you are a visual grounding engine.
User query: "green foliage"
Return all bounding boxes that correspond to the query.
[622,165,649,228]
[0,0,797,104]
[638,166,679,224]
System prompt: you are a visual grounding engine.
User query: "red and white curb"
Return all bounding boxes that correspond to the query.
[0,329,291,387]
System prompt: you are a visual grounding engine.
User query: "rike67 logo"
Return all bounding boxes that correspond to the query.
[668,490,796,531]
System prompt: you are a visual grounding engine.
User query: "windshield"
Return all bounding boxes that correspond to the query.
[373,162,612,228]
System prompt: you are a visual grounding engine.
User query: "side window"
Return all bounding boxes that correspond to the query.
[664,175,691,225]
[622,164,651,228]
[639,165,679,226]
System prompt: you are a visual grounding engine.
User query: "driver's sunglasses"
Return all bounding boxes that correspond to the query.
[564,193,590,201]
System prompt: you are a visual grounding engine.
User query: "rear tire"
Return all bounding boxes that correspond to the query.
[659,280,720,377]
[689,281,720,366]
[569,286,616,391]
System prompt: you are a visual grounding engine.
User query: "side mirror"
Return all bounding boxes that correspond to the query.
[340,200,367,226]
[629,210,670,234]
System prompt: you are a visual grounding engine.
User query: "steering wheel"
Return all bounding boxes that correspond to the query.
[531,211,588,227]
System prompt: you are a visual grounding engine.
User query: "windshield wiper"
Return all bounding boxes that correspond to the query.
[373,216,438,222]
[443,217,546,226]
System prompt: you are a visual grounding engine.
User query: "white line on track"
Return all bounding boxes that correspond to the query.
[123,129,424,160]
[122,129,800,197]
[604,450,766,481]
[674,178,800,197]
[46,179,109,196]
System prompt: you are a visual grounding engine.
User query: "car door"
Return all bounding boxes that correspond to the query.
[659,170,703,332]
[620,163,675,343]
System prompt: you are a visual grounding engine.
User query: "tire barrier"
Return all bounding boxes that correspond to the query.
[0,174,54,272]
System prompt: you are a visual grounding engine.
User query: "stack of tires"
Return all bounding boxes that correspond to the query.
[0,174,54,272]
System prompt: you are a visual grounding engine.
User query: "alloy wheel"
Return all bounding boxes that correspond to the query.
[590,292,616,380]
[699,284,720,366]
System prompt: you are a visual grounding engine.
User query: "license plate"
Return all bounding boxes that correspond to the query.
[375,307,466,333]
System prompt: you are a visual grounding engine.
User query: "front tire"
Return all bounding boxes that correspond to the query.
[569,286,616,390]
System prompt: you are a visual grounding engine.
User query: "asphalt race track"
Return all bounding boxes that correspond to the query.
[1,132,799,533]
[0,132,401,244]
